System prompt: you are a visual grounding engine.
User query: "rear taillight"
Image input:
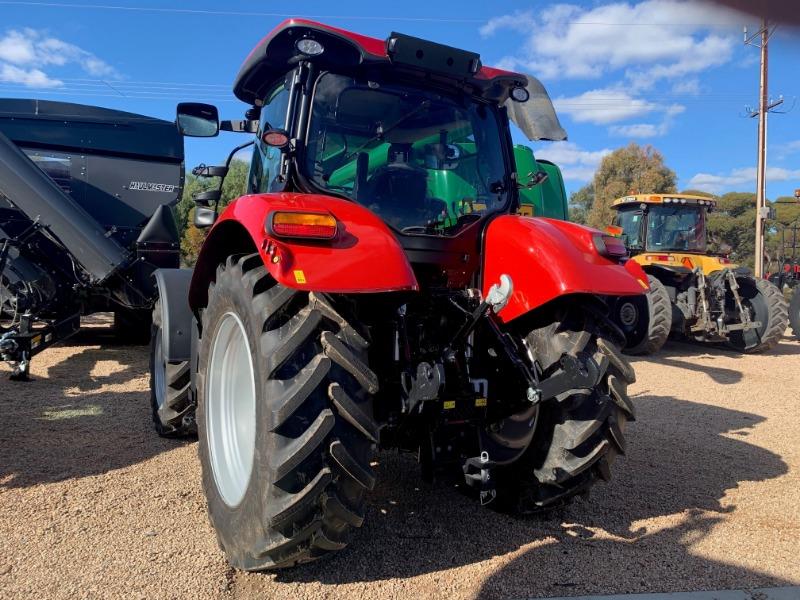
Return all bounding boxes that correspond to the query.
[594,234,627,258]
[645,254,676,262]
[269,211,338,240]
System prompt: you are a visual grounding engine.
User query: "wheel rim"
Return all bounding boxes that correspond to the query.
[206,311,257,507]
[153,329,167,410]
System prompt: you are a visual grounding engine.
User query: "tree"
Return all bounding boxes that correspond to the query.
[587,143,676,229]
[178,158,250,266]
[706,192,756,266]
[568,183,594,224]
[765,197,800,269]
[679,189,715,198]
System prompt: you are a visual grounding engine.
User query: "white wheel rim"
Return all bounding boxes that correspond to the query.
[206,311,257,507]
[153,329,167,410]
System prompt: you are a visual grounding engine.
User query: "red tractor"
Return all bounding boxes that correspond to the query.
[150,20,647,570]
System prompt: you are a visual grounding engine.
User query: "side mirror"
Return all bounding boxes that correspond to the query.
[176,102,219,137]
[194,206,217,228]
[520,170,549,189]
[194,189,221,207]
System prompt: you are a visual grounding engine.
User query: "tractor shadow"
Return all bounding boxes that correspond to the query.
[267,394,789,595]
[0,326,185,489]
[628,342,744,385]
[626,334,800,385]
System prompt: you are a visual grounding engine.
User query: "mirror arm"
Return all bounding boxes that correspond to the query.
[220,119,259,134]
[211,139,257,213]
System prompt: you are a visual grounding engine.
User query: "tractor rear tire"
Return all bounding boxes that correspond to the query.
[728,278,788,353]
[149,299,195,437]
[615,275,671,355]
[789,286,800,341]
[197,253,378,571]
[494,306,635,513]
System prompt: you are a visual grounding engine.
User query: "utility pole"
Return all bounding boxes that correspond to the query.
[745,19,782,278]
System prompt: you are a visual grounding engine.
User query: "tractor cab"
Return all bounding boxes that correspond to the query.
[177,19,569,287]
[612,194,727,274]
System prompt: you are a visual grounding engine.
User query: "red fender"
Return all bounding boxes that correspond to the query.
[189,193,418,310]
[482,216,649,323]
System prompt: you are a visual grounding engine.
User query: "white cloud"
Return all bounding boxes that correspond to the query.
[535,141,612,183]
[0,28,118,88]
[0,64,62,87]
[608,123,663,138]
[671,78,701,95]
[554,88,662,125]
[482,1,745,88]
[608,104,685,138]
[687,166,800,193]
[480,11,538,37]
[775,140,800,161]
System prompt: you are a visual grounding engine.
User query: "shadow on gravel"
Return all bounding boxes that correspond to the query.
[0,328,185,489]
[271,394,788,597]
[765,335,800,356]
[655,335,800,359]
[629,345,744,385]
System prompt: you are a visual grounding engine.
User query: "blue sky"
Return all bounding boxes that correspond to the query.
[1,0,799,199]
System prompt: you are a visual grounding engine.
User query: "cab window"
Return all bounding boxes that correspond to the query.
[248,84,291,194]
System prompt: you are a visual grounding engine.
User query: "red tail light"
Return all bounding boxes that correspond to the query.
[645,254,675,262]
[594,234,627,258]
[268,211,338,240]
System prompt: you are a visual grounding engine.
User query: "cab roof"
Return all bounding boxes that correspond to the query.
[612,193,717,209]
[233,19,528,106]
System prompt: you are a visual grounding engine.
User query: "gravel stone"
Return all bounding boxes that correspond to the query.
[1,319,798,599]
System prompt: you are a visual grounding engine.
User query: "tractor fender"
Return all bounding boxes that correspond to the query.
[189,193,418,311]
[152,268,194,361]
[623,259,649,285]
[483,216,648,323]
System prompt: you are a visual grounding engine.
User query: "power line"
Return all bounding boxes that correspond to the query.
[0,87,240,102]
[0,1,750,27]
[0,1,487,22]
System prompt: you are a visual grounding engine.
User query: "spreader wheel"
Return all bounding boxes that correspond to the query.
[149,299,194,437]
[197,253,378,571]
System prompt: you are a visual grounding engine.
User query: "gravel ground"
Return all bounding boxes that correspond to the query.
[1,320,798,600]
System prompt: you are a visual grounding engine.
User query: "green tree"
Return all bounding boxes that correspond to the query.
[178,158,250,266]
[568,183,594,224]
[174,173,212,238]
[765,196,800,269]
[679,189,715,198]
[706,192,756,267]
[588,143,676,229]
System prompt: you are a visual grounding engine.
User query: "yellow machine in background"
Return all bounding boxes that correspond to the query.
[609,194,788,354]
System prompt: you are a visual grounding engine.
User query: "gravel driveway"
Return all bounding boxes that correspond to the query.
[1,322,798,599]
